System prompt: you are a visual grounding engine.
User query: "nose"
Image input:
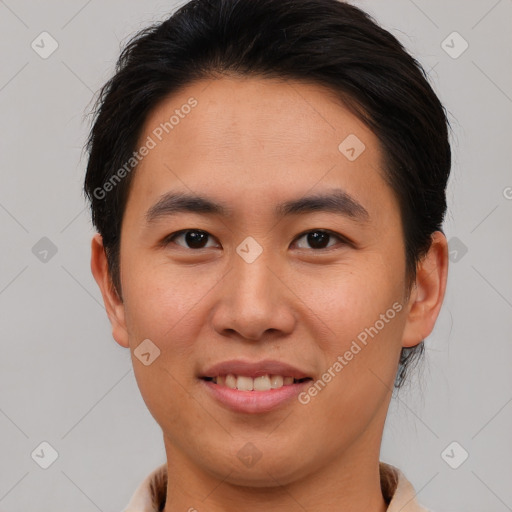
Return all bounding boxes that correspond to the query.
[211,249,296,342]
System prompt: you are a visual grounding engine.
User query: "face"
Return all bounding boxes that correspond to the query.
[92,76,447,488]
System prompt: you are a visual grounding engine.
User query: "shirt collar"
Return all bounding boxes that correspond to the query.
[123,461,431,512]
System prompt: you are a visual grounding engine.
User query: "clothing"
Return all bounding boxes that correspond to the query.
[123,461,434,512]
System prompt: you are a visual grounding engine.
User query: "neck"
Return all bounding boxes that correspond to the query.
[162,428,388,512]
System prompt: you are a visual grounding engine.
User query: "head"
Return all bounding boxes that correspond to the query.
[85,0,449,491]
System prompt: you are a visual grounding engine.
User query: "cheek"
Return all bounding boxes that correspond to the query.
[297,278,405,444]
[294,258,406,418]
[121,256,218,342]
[120,262,211,428]
[295,257,404,346]
[313,263,405,376]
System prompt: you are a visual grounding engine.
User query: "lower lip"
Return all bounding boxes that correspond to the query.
[201,379,312,414]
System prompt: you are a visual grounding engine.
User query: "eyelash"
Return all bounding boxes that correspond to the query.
[161,229,351,251]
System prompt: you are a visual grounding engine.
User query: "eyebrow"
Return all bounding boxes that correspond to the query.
[145,188,370,224]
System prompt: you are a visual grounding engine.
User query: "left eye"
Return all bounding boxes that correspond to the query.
[293,230,346,250]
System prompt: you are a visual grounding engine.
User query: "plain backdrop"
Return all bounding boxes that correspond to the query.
[0,1,511,511]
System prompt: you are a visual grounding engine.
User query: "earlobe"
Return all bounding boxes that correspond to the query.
[90,233,130,348]
[401,231,449,348]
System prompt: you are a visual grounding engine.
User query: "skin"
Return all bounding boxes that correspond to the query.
[91,76,448,512]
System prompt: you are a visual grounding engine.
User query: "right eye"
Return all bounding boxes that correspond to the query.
[162,229,220,250]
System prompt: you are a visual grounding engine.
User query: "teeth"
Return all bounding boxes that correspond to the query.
[212,374,303,391]
[225,374,236,388]
[236,375,253,391]
[270,375,283,388]
[254,375,271,391]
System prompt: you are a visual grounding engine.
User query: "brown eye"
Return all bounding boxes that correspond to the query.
[294,230,346,250]
[165,230,219,249]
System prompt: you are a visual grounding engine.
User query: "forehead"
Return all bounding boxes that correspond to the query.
[139,76,377,164]
[126,76,397,225]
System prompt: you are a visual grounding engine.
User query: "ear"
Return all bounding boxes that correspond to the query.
[402,231,449,348]
[90,233,130,348]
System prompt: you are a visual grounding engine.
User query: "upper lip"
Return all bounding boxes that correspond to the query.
[200,359,312,380]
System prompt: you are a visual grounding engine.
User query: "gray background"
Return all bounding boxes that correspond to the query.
[0,0,511,511]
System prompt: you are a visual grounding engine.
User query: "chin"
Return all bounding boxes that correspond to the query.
[217,463,307,488]
[200,442,315,487]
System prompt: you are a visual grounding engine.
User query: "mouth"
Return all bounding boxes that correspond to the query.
[201,374,312,391]
[198,359,314,413]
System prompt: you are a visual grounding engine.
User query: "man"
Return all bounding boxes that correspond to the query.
[85,1,449,510]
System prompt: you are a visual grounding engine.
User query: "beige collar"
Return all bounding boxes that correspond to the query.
[123,461,432,512]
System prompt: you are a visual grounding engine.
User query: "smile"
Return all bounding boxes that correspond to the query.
[202,374,312,391]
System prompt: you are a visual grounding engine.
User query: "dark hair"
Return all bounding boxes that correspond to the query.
[83,0,451,388]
